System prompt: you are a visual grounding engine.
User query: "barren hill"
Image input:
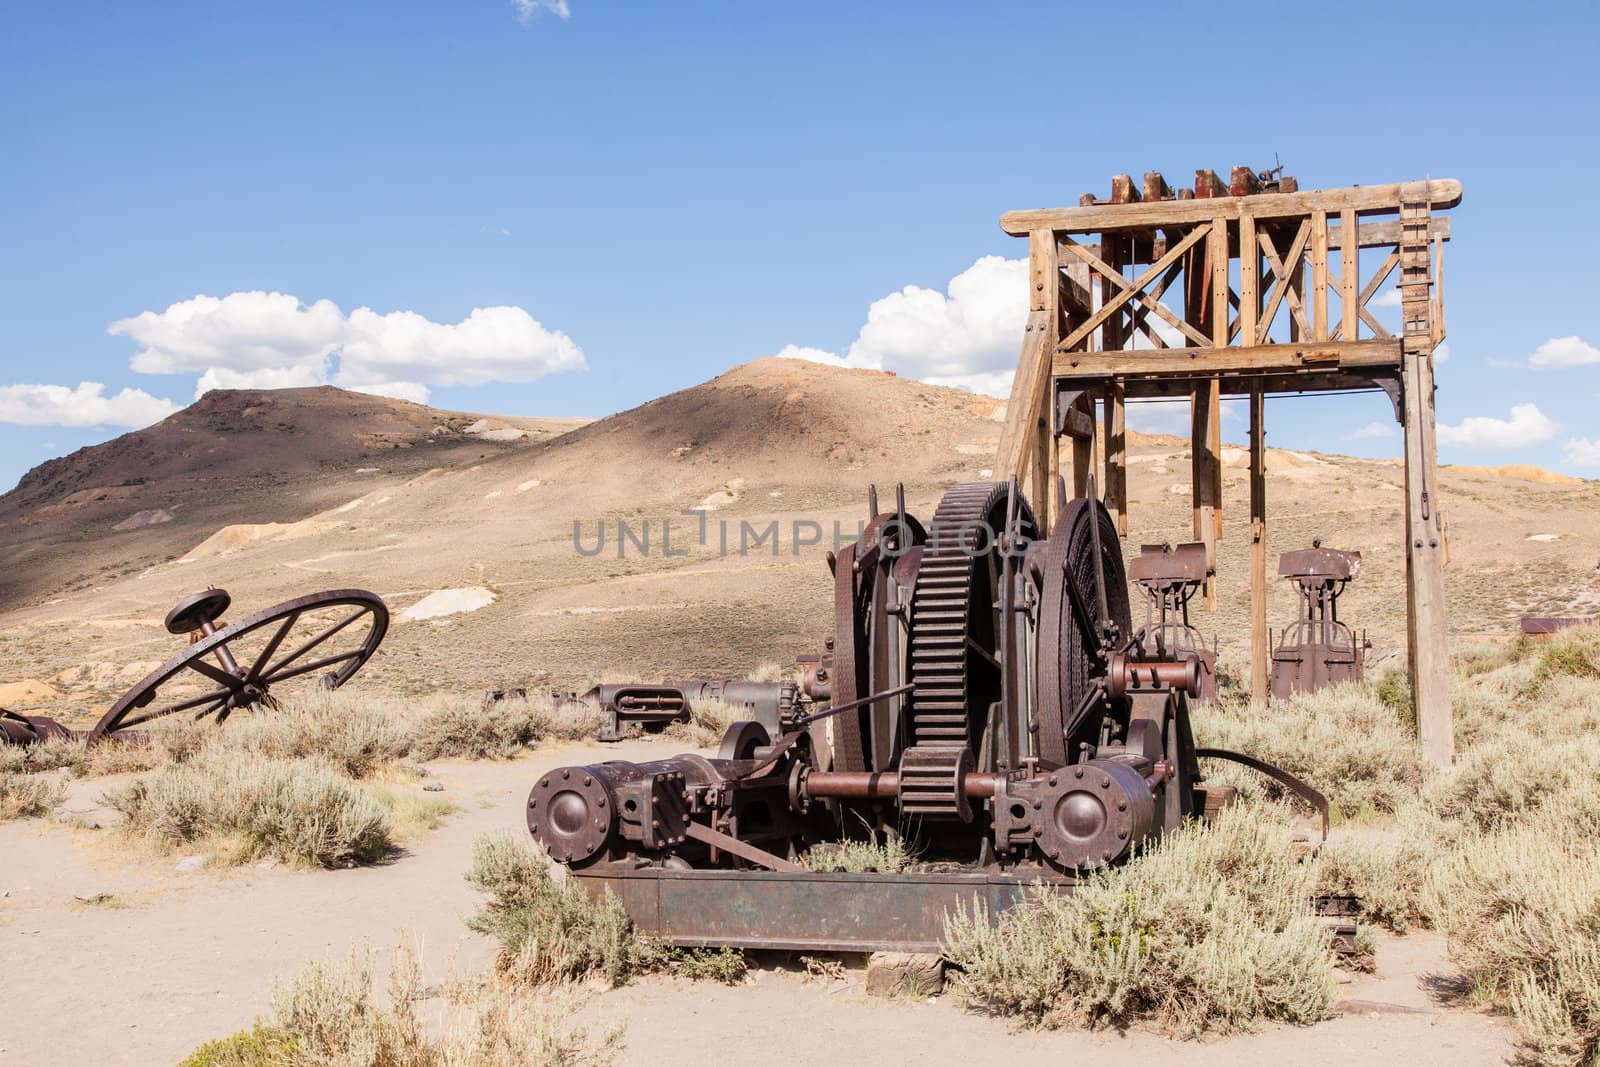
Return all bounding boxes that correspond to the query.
[0,386,586,609]
[0,358,1597,722]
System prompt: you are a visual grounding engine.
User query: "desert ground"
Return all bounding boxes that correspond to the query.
[0,736,1516,1066]
[2,358,1597,1066]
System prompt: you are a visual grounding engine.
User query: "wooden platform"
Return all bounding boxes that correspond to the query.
[995,169,1459,766]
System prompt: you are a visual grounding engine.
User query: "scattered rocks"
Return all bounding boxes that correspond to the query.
[174,856,206,873]
[422,782,445,792]
[112,509,172,531]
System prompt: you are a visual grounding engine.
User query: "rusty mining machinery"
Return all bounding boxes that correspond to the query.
[524,481,1328,952]
[1,587,388,747]
[1269,542,1367,699]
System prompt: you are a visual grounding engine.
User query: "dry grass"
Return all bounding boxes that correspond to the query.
[104,754,394,868]
[943,800,1336,1035]
[179,944,620,1067]
[798,835,912,873]
[0,769,64,820]
[661,697,741,749]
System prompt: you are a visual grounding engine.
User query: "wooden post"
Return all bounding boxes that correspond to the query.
[1209,218,1227,545]
[1250,387,1268,708]
[1312,208,1329,340]
[996,229,1061,529]
[1105,381,1127,534]
[1398,183,1452,766]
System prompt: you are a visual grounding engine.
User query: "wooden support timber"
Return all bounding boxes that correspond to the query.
[997,171,1461,766]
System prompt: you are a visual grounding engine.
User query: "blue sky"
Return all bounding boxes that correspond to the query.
[2,0,1597,492]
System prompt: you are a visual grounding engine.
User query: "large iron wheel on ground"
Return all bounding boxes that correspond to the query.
[88,588,388,743]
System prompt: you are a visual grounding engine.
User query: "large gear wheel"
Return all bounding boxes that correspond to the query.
[1033,498,1132,767]
[900,483,1036,819]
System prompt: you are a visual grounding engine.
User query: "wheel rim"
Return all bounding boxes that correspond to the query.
[88,589,388,742]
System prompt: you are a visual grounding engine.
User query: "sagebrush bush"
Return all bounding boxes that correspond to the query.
[465,833,744,988]
[105,754,393,867]
[1193,683,1428,821]
[411,693,604,761]
[944,802,1336,1035]
[0,770,65,821]
[1426,731,1600,831]
[202,694,412,779]
[466,833,648,986]
[183,944,619,1067]
[1312,825,1436,933]
[1429,802,1600,1066]
[1529,624,1600,691]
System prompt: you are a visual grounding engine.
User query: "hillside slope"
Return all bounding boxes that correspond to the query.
[0,386,586,608]
[0,357,1596,721]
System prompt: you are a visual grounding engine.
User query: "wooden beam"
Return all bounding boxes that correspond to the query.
[1106,382,1127,534]
[1209,218,1228,542]
[1327,216,1450,250]
[1256,222,1312,343]
[995,230,1058,496]
[1143,172,1171,202]
[1312,209,1329,341]
[1230,166,1262,197]
[1192,378,1218,610]
[1059,225,1209,351]
[1060,238,1212,348]
[1195,168,1229,198]
[999,179,1462,236]
[1110,174,1141,204]
[1249,386,1268,708]
[1339,207,1358,342]
[1053,338,1401,377]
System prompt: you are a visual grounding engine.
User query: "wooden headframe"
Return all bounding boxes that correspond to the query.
[995,170,1460,766]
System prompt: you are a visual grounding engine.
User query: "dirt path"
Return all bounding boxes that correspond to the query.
[0,739,1514,1066]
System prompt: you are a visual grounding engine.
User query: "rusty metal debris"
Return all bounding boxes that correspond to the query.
[526,480,1332,952]
[2,586,388,746]
[1519,616,1599,636]
[549,679,802,742]
[1269,541,1367,699]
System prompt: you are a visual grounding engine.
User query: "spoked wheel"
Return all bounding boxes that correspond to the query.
[1033,498,1132,768]
[88,589,389,743]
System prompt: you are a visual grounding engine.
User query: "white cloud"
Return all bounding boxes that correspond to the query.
[1433,342,1450,365]
[1529,335,1600,369]
[513,0,569,21]
[110,291,586,403]
[770,344,849,368]
[766,255,1028,398]
[1564,437,1600,469]
[1350,421,1398,440]
[1124,399,1191,435]
[194,364,327,397]
[1437,403,1558,449]
[0,382,178,428]
[1374,286,1403,308]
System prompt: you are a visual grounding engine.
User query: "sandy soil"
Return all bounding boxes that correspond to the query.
[0,737,1513,1067]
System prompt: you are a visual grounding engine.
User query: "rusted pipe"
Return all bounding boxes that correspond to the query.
[805,770,1000,800]
[1107,653,1201,698]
